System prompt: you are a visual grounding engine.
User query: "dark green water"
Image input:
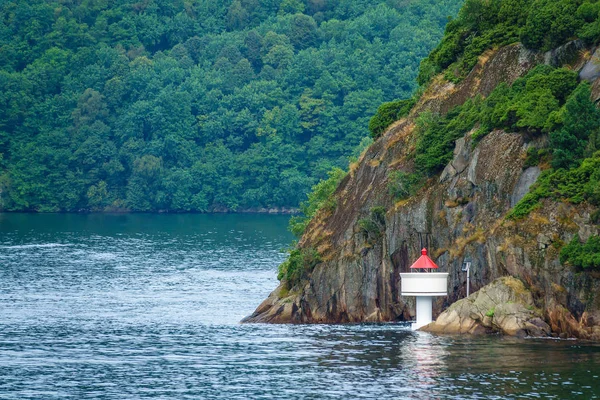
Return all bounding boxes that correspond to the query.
[1,213,599,399]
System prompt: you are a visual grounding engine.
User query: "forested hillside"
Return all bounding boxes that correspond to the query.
[0,0,462,212]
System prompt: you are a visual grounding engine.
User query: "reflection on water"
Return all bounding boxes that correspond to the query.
[0,214,599,399]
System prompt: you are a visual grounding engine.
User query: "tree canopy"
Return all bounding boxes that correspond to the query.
[418,0,600,84]
[0,0,462,212]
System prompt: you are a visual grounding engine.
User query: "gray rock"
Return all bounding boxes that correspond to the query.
[440,137,471,183]
[413,198,428,234]
[243,42,600,341]
[511,166,541,207]
[422,277,551,337]
[537,233,552,250]
[467,148,479,186]
[452,137,470,174]
[440,163,457,183]
[544,40,585,67]
[580,48,600,82]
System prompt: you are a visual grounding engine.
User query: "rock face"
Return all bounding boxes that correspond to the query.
[580,47,600,82]
[243,43,600,340]
[421,277,551,338]
[510,167,541,207]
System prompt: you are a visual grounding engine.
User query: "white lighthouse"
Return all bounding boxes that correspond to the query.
[400,248,449,330]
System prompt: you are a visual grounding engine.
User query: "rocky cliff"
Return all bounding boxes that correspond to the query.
[243,42,600,340]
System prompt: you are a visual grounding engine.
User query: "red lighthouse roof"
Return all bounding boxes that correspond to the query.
[409,248,439,269]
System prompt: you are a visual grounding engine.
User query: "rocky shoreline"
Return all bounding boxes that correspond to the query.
[421,277,551,338]
[243,42,600,341]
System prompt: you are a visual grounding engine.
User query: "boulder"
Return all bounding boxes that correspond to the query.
[421,277,551,338]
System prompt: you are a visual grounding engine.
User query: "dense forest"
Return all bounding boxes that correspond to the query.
[0,0,463,212]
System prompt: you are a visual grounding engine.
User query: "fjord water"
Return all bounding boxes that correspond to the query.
[1,214,599,399]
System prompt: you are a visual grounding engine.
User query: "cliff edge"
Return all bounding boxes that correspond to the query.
[243,42,600,339]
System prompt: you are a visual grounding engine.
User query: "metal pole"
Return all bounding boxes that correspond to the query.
[466,266,470,297]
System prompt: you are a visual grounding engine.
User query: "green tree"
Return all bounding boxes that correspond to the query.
[289,167,346,237]
[289,14,318,50]
[226,0,249,31]
[279,0,305,15]
[551,83,600,169]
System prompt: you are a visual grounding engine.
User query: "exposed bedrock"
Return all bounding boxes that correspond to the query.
[243,43,600,339]
[421,277,551,338]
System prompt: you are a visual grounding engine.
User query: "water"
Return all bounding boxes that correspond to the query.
[1,213,599,399]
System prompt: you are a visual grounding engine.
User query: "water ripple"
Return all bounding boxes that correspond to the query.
[1,214,599,399]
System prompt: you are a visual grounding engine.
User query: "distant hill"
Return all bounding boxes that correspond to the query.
[0,0,463,212]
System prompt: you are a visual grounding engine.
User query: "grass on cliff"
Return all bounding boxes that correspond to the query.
[279,166,347,289]
[277,246,322,290]
[560,234,600,269]
[369,97,417,139]
[507,81,600,220]
[387,171,423,200]
[374,65,597,225]
[370,0,600,140]
[418,0,600,84]
[358,206,387,244]
[289,0,600,280]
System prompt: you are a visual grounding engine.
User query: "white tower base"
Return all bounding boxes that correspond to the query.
[411,296,433,330]
[400,271,448,330]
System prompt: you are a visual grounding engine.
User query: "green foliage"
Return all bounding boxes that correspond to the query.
[368,98,416,138]
[289,167,347,237]
[406,61,597,225]
[506,83,600,219]
[358,206,387,242]
[506,190,543,219]
[560,235,600,269]
[419,0,600,84]
[0,0,463,212]
[358,218,381,238]
[485,307,495,318]
[414,99,483,175]
[388,171,423,200]
[277,246,322,288]
[523,147,550,168]
[521,0,583,51]
[508,152,600,219]
[370,206,387,223]
[413,66,579,176]
[550,83,600,169]
[591,210,600,224]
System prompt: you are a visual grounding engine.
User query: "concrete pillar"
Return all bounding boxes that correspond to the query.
[412,296,433,330]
